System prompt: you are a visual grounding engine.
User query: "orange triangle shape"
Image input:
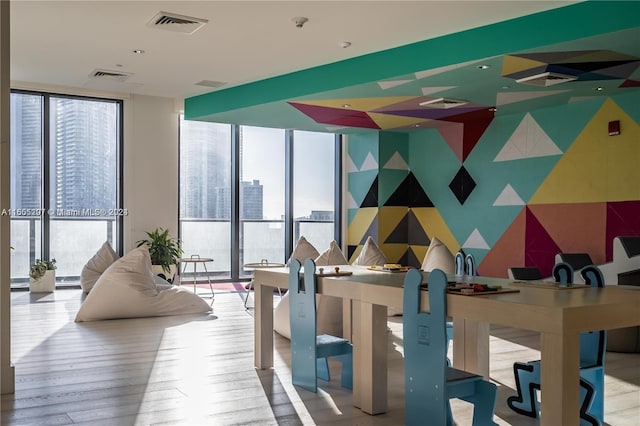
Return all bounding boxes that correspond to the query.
[478,207,526,278]
[528,203,607,265]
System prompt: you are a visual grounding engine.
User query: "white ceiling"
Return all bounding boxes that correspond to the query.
[9,1,575,103]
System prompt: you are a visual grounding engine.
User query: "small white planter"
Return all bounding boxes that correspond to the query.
[152,264,177,283]
[29,270,56,293]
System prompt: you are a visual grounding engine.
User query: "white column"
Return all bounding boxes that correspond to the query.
[0,0,15,395]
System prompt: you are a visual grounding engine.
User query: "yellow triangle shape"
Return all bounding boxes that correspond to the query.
[410,245,428,264]
[294,97,416,111]
[412,207,460,253]
[369,112,427,130]
[379,207,409,244]
[347,208,379,246]
[502,56,547,76]
[530,99,640,204]
[380,243,408,264]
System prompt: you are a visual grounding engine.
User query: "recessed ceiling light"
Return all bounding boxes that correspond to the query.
[477,65,491,70]
[342,104,351,108]
[594,86,605,91]
[132,49,145,54]
[340,41,352,49]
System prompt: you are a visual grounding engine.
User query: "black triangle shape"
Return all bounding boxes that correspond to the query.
[347,245,358,261]
[385,211,409,244]
[407,210,431,246]
[384,172,434,207]
[406,247,423,269]
[361,176,379,208]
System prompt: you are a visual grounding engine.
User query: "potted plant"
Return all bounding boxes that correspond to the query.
[29,259,57,293]
[136,227,183,282]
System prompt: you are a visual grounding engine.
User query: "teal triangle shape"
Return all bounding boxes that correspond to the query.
[531,99,605,152]
[347,133,378,171]
[348,170,378,207]
[611,91,640,124]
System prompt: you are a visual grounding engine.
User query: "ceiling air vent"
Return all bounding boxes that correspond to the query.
[195,80,227,88]
[419,97,469,109]
[147,11,208,34]
[516,72,577,87]
[89,69,132,82]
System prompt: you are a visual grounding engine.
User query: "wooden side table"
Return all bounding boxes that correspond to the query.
[179,255,214,299]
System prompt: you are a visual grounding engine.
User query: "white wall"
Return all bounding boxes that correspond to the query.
[123,94,180,252]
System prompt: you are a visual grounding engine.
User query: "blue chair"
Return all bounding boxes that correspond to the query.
[455,250,465,275]
[507,265,606,425]
[465,253,477,276]
[289,258,353,393]
[553,261,574,286]
[403,268,498,426]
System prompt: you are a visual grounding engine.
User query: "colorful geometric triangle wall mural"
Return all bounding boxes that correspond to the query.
[346,90,640,279]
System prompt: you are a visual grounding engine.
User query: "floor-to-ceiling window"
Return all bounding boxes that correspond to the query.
[292,130,336,252]
[239,126,286,275]
[9,91,123,287]
[179,119,232,276]
[179,117,341,281]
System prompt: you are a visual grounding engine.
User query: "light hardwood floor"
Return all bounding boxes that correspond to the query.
[2,287,639,425]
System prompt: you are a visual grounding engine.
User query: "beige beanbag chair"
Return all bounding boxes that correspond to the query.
[274,239,348,339]
[353,236,387,266]
[75,246,211,322]
[422,236,455,274]
[80,241,120,294]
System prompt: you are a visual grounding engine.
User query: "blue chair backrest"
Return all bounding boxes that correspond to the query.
[579,265,607,368]
[454,251,465,275]
[465,253,476,276]
[553,262,574,285]
[289,258,318,389]
[403,268,449,424]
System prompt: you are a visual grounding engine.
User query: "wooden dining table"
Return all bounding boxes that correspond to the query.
[252,265,640,426]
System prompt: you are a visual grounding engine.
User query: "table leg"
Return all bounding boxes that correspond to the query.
[192,262,197,293]
[202,261,214,298]
[254,282,274,369]
[540,331,581,426]
[352,300,387,414]
[452,318,489,378]
[342,299,352,341]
